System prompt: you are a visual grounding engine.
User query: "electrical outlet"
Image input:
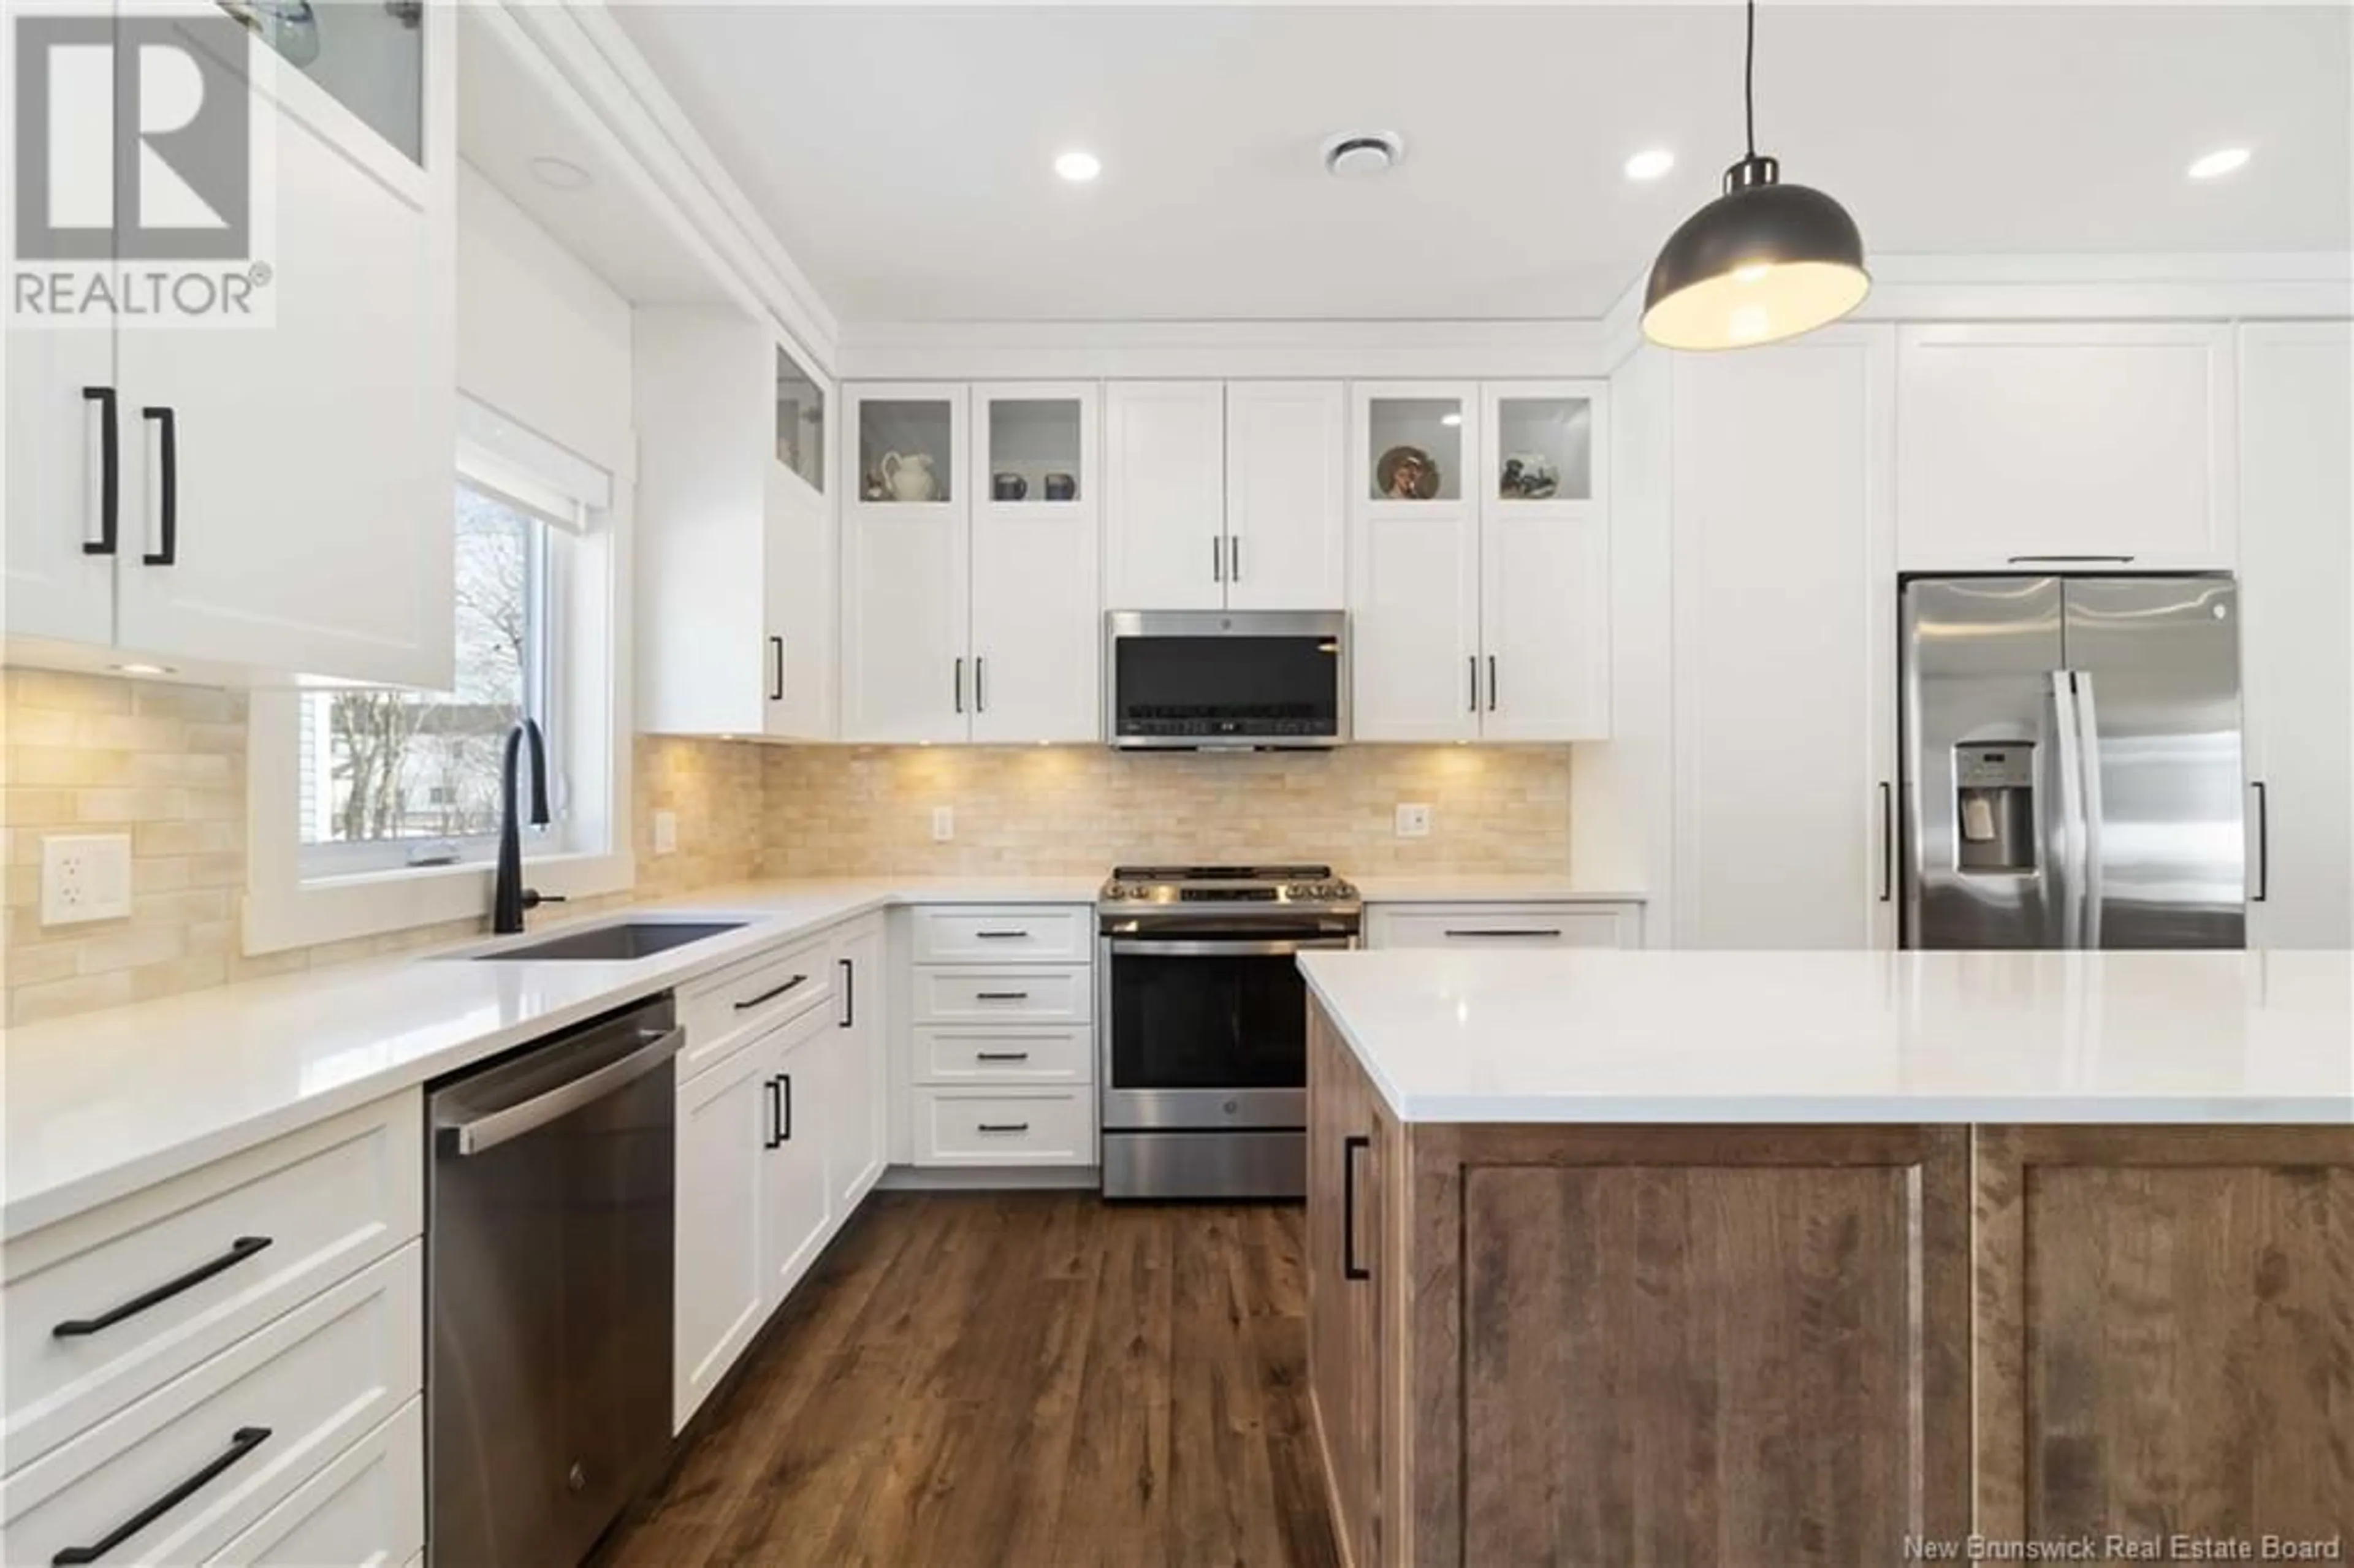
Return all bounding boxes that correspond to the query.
[1395,803,1433,839]
[931,805,954,843]
[41,833,132,925]
[651,810,678,856]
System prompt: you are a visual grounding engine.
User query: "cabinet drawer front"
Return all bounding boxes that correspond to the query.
[909,907,1091,964]
[3,1095,421,1469]
[1370,904,1637,950]
[911,967,1091,1026]
[207,1396,421,1568]
[678,936,834,1079]
[915,1027,1095,1085]
[912,1091,1094,1166]
[1,1244,422,1568]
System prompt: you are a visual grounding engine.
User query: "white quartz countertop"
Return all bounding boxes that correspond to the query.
[0,877,1098,1239]
[1350,876,1645,904]
[1298,948,2354,1125]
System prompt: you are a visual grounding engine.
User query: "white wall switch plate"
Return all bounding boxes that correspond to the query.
[931,806,954,843]
[41,833,132,925]
[1395,803,1433,839]
[651,810,678,856]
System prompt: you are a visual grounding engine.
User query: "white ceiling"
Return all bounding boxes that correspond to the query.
[602,4,2351,324]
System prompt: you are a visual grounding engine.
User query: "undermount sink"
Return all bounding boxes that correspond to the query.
[467,920,747,962]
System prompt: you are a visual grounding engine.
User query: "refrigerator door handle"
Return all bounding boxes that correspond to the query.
[2072,671,2106,950]
[2049,670,2088,949]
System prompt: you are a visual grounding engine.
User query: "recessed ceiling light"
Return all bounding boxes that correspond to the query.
[1054,150,1102,183]
[529,155,592,192]
[111,661,173,676]
[1322,131,1405,179]
[2187,147,2252,180]
[1625,148,1676,181]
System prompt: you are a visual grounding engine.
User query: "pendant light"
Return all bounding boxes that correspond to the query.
[1642,0,1869,350]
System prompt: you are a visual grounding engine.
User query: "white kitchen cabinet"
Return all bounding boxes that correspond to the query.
[910,1089,1095,1166]
[4,7,454,688]
[1669,329,1897,950]
[970,384,1101,742]
[672,1034,772,1429]
[761,1007,835,1304]
[1350,381,1609,742]
[827,916,888,1209]
[1224,381,1348,609]
[1104,381,1226,610]
[1366,902,1643,950]
[1895,322,2238,571]
[2238,322,2353,950]
[842,384,972,742]
[905,904,1097,1168]
[636,311,836,740]
[207,1397,422,1568]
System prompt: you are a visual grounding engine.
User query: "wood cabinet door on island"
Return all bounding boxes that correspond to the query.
[1307,1010,1392,1568]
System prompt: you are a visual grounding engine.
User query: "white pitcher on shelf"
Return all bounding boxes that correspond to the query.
[878,449,939,503]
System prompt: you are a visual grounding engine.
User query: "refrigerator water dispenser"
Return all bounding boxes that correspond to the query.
[1954,744,2036,873]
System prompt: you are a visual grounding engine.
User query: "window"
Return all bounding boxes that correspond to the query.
[296,482,566,875]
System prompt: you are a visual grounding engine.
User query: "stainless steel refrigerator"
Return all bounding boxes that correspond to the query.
[1900,575,2245,950]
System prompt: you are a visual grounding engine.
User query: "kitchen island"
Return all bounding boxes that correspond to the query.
[1298,949,2354,1568]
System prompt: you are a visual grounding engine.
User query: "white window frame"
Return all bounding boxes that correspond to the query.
[244,402,636,956]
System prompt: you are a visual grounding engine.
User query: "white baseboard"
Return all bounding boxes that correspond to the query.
[877,1165,1101,1192]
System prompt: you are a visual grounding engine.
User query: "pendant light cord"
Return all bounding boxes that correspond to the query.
[1744,0,1758,158]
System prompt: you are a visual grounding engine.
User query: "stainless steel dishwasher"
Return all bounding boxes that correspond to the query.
[427,994,680,1568]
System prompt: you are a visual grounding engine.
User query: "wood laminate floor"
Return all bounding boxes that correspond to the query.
[590,1192,1343,1568]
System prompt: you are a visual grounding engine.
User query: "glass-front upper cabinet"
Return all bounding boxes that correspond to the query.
[222,0,426,165]
[851,386,964,507]
[977,385,1096,506]
[1357,385,1476,504]
[1485,385,1598,506]
[775,346,825,495]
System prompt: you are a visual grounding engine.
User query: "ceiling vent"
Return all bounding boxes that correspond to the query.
[1322,131,1404,179]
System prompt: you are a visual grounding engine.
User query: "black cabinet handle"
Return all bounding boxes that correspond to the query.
[1341,1135,1371,1281]
[977,1122,1030,1134]
[2005,554,2136,565]
[1441,927,1563,939]
[82,387,118,555]
[974,1051,1031,1062]
[1212,534,1224,584]
[1879,780,1895,904]
[838,956,853,1028]
[763,1075,782,1150]
[974,929,1029,940]
[975,655,986,714]
[140,406,177,566]
[779,1072,793,1141]
[53,1236,272,1338]
[974,991,1029,1002]
[768,635,785,701]
[2252,781,2269,902]
[734,973,807,1011]
[52,1425,271,1565]
[1468,655,1478,714]
[1230,535,1241,582]
[953,657,964,715]
[1487,655,1498,712]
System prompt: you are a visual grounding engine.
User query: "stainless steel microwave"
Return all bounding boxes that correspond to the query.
[1104,611,1349,750]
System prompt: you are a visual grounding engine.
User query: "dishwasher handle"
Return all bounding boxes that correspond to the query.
[440,1026,684,1157]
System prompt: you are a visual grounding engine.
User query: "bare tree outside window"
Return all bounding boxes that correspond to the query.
[299,485,543,856]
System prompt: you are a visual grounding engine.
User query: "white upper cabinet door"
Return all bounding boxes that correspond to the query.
[842,385,971,742]
[2238,322,2353,950]
[764,461,836,740]
[970,384,1100,743]
[1480,383,1610,740]
[111,15,454,686]
[1672,329,1897,950]
[1350,384,1481,741]
[1224,381,1346,610]
[1895,322,2237,572]
[2,328,117,649]
[1103,381,1225,611]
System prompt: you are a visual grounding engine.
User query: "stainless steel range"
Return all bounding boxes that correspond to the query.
[1098,864,1361,1200]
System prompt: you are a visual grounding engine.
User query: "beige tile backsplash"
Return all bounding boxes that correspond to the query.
[4,668,1569,1025]
[759,744,1571,877]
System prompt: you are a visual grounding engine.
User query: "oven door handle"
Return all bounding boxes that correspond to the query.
[1107,937,1357,957]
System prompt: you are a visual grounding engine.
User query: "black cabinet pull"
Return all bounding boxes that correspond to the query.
[974,991,1029,1002]
[53,1236,272,1338]
[2005,554,2136,565]
[140,405,177,566]
[52,1425,271,1565]
[838,957,853,1028]
[82,387,118,555]
[1441,927,1563,940]
[1230,535,1241,582]
[975,655,986,714]
[763,1075,783,1150]
[974,929,1029,940]
[2252,781,2270,902]
[1468,655,1478,714]
[768,635,785,701]
[779,1073,793,1141]
[977,1122,1030,1134]
[1487,655,1498,712]
[1211,534,1223,584]
[734,973,807,1011]
[973,1051,1030,1062]
[1879,780,1895,904]
[1341,1135,1371,1282]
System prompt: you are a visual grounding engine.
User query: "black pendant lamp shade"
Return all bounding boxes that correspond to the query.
[1641,3,1870,350]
